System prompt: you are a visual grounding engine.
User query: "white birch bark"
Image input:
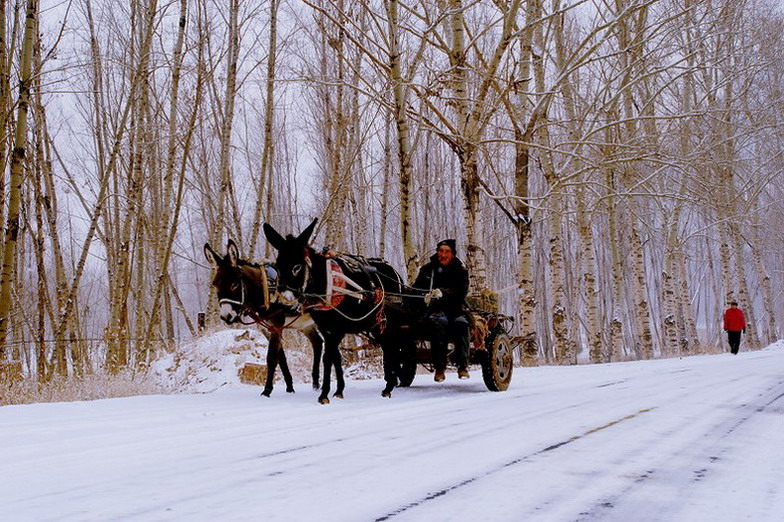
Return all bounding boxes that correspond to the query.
[675,247,700,353]
[386,0,418,282]
[749,212,777,345]
[142,0,194,362]
[512,7,538,364]
[614,0,653,359]
[661,216,680,356]
[0,0,37,357]
[0,0,10,233]
[214,0,241,247]
[553,2,601,364]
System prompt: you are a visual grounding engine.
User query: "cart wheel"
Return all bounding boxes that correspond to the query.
[481,330,513,391]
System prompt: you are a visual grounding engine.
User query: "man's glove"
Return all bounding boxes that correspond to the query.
[742,328,746,334]
[424,288,443,305]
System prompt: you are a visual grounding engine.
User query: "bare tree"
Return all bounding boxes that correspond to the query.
[0,0,38,362]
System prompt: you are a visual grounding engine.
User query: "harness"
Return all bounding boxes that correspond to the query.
[311,258,366,310]
[304,254,386,328]
[219,263,307,333]
[218,263,271,313]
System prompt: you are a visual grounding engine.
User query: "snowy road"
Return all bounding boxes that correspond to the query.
[3,345,784,521]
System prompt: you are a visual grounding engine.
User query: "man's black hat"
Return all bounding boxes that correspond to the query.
[437,239,456,254]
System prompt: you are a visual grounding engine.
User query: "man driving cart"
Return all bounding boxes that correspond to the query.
[413,239,471,382]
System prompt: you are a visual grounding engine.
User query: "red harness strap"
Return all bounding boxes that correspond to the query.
[311,259,348,310]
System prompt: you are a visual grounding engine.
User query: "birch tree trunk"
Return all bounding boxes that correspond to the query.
[319,2,350,249]
[386,0,418,281]
[604,151,625,360]
[675,246,700,353]
[673,5,700,355]
[444,0,484,290]
[141,0,195,363]
[32,170,50,378]
[0,0,37,358]
[731,229,759,349]
[0,0,11,231]
[31,29,77,376]
[214,0,241,248]
[103,0,158,372]
[553,3,601,363]
[661,215,680,356]
[614,0,653,359]
[130,0,155,367]
[249,0,279,258]
[453,0,521,292]
[577,195,602,363]
[380,0,523,293]
[749,211,777,345]
[511,17,538,364]
[53,0,153,371]
[347,9,367,256]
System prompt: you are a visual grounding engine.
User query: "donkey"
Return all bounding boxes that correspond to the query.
[263,218,413,404]
[204,240,337,397]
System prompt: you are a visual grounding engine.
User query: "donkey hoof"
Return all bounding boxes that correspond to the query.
[318,396,330,405]
[333,392,344,399]
[261,390,272,398]
[381,390,392,398]
[286,387,295,394]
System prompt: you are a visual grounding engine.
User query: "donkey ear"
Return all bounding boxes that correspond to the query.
[297,218,318,245]
[226,239,240,266]
[263,222,286,251]
[204,243,222,267]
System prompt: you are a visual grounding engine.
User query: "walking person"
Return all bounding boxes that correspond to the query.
[723,300,747,355]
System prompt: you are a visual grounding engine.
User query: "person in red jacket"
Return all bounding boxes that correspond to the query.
[723,300,747,354]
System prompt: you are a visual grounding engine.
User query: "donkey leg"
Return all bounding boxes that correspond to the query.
[277,347,295,393]
[380,339,400,398]
[308,329,323,390]
[318,352,332,404]
[318,339,335,404]
[262,333,281,397]
[333,343,345,399]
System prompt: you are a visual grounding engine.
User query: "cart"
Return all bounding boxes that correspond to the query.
[394,291,515,392]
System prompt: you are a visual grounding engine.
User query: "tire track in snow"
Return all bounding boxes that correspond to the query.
[571,378,784,521]
[373,407,655,521]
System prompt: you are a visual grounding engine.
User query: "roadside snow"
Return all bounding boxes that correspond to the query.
[149,328,270,393]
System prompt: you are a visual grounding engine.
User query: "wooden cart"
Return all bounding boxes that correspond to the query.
[394,291,514,391]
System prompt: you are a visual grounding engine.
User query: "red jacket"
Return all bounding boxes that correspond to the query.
[723,307,747,332]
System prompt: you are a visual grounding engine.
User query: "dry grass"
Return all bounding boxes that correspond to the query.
[0,370,166,407]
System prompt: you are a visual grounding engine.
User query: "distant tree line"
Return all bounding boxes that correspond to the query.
[1,0,782,383]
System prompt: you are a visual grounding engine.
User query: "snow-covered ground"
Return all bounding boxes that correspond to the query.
[3,341,784,521]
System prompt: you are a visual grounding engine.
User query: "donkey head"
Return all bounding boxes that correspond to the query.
[263,218,318,297]
[204,239,253,324]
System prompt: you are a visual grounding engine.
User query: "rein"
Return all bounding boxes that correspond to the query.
[244,306,304,334]
[304,288,386,323]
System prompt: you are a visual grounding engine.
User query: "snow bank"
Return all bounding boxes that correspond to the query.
[149,326,390,395]
[763,339,784,351]
[150,328,270,393]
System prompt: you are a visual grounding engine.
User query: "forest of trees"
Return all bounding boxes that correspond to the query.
[1,0,783,385]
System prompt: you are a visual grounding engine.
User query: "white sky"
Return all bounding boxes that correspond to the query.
[3,336,784,521]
